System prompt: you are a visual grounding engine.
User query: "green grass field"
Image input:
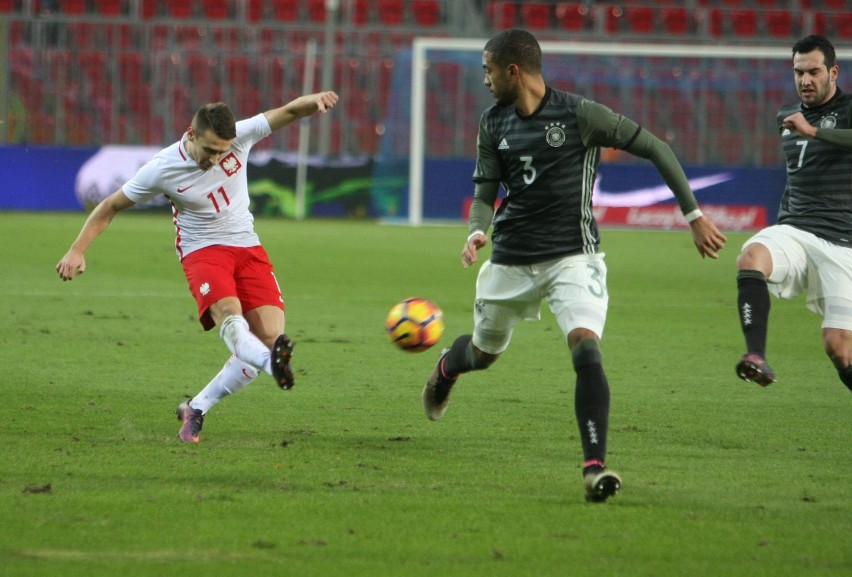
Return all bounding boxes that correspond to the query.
[1,212,849,577]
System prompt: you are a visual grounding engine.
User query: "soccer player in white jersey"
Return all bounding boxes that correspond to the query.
[56,91,339,442]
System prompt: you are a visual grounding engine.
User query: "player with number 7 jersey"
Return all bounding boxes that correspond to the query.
[56,91,339,442]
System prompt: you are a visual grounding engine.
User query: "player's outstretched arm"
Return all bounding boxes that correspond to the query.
[56,189,135,281]
[264,91,339,132]
[688,215,727,259]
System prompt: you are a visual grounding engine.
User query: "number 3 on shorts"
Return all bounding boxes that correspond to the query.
[586,263,605,298]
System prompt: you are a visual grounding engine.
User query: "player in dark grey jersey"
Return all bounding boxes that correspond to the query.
[736,35,852,392]
[421,29,727,502]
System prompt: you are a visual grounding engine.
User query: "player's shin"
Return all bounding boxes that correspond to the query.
[737,270,771,357]
[572,339,610,469]
[191,356,260,413]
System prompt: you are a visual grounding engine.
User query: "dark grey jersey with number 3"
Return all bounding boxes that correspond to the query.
[472,87,697,265]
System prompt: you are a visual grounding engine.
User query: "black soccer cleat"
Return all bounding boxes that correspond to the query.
[584,468,622,503]
[422,348,457,421]
[736,353,776,387]
[271,334,295,390]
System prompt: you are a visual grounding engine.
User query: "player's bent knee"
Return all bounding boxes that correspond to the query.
[824,331,852,370]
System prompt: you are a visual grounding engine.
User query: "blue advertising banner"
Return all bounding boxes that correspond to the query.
[1,145,786,231]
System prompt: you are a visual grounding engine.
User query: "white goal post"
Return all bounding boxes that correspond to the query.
[407,37,795,226]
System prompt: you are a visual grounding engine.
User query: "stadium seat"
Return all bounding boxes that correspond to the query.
[829,11,852,39]
[270,0,298,22]
[200,0,231,20]
[139,0,159,18]
[184,54,216,97]
[66,22,99,49]
[604,6,622,34]
[488,1,517,29]
[412,0,440,26]
[165,2,194,18]
[118,51,145,87]
[521,3,551,30]
[246,0,264,22]
[77,51,108,87]
[351,0,370,25]
[730,9,758,37]
[226,55,253,87]
[556,3,590,32]
[58,0,88,14]
[661,6,689,35]
[307,0,325,23]
[94,0,125,16]
[625,6,655,34]
[377,0,403,25]
[764,10,798,38]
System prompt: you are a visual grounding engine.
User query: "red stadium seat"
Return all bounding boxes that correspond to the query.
[118,51,145,87]
[625,6,655,34]
[139,0,158,18]
[307,0,325,23]
[377,0,403,25]
[200,0,231,20]
[521,3,551,30]
[165,2,194,18]
[412,0,440,26]
[270,0,298,22]
[247,0,263,22]
[92,0,124,16]
[184,54,216,97]
[605,6,622,34]
[556,4,588,32]
[59,0,88,14]
[764,10,797,38]
[730,9,758,37]
[835,12,852,39]
[488,1,517,29]
[351,0,370,25]
[661,6,689,35]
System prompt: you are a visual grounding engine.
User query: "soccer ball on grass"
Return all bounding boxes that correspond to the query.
[385,297,444,352]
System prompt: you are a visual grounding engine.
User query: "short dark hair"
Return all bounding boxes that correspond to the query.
[192,102,237,140]
[793,35,836,70]
[484,28,542,73]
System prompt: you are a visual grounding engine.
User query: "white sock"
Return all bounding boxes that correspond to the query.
[191,356,259,414]
[219,314,273,375]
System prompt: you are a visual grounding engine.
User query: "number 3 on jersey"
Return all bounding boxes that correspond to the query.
[520,155,537,184]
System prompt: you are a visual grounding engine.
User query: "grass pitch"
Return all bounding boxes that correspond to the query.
[0,211,849,577]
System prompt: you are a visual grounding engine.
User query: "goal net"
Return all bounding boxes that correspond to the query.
[374,38,801,225]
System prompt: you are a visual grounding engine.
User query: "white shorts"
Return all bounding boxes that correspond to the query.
[744,224,852,330]
[472,253,609,354]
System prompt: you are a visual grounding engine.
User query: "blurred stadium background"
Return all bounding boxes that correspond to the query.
[1,0,850,219]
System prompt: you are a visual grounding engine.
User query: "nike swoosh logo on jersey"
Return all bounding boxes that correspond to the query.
[176,185,193,193]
